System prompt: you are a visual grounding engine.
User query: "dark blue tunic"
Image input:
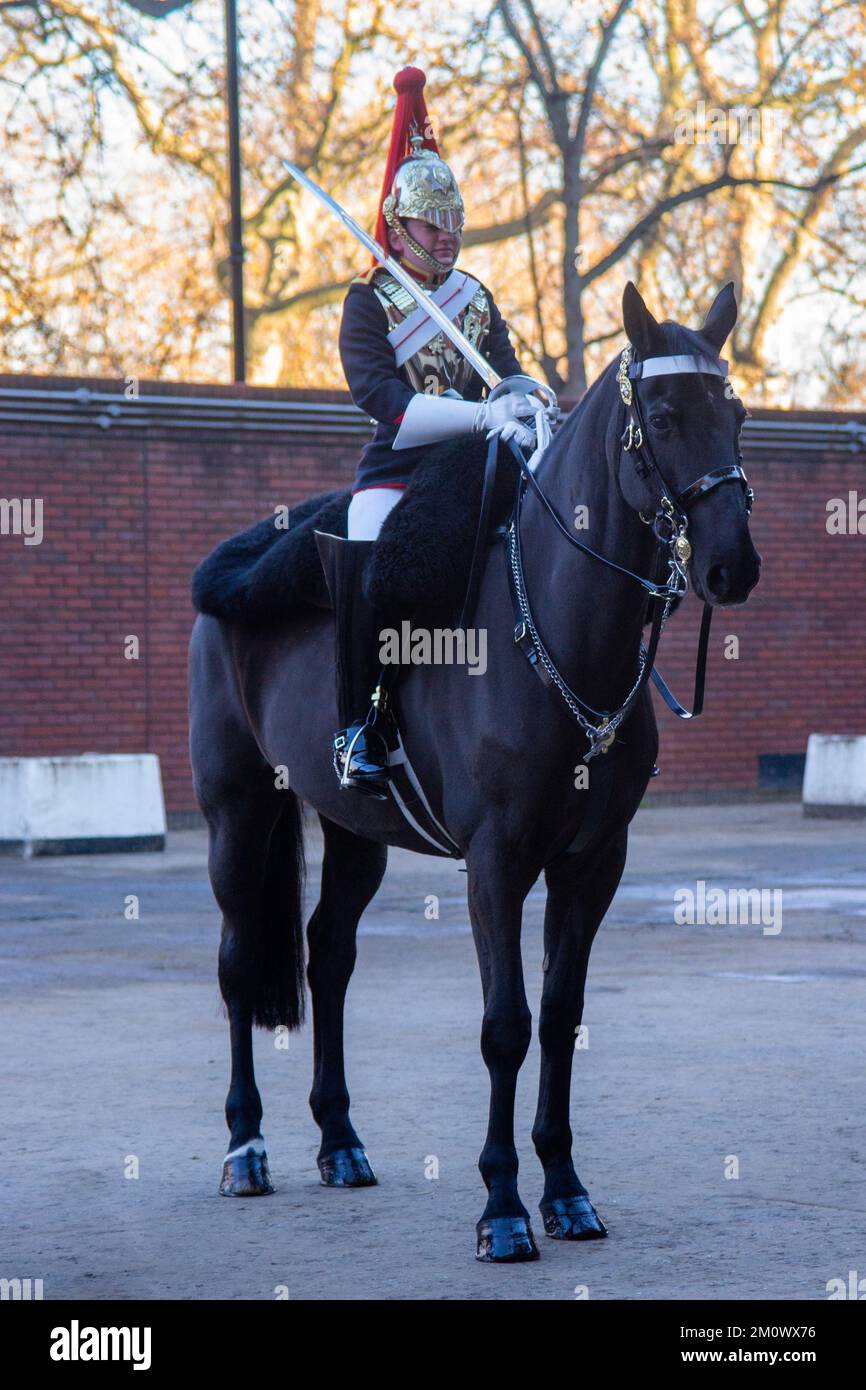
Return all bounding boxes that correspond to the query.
[339,270,523,491]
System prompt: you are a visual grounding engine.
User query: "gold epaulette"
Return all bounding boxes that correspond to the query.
[349,264,385,288]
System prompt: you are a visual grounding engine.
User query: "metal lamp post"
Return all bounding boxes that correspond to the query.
[224,0,245,382]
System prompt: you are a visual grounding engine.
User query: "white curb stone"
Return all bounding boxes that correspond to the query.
[0,754,167,856]
[802,734,866,819]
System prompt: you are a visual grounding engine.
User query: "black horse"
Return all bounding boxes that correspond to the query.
[188,282,760,1262]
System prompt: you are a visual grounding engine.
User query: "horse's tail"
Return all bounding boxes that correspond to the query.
[250,790,307,1031]
[212,786,308,1034]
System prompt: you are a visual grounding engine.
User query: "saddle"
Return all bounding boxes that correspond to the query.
[192,433,519,628]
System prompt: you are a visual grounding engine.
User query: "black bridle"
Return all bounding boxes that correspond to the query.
[505,344,754,760]
[621,346,753,544]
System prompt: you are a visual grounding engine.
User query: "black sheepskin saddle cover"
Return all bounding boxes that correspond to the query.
[192,434,521,628]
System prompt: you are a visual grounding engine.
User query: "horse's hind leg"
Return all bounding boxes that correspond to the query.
[307,815,387,1187]
[205,778,307,1197]
[531,829,628,1239]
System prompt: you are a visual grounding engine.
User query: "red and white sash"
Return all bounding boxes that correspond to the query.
[387,270,481,366]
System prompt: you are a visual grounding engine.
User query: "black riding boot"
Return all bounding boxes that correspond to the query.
[314,532,395,799]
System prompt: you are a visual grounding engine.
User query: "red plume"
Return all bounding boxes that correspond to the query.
[370,67,440,267]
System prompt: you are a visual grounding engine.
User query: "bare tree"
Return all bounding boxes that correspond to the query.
[490,0,866,397]
[0,0,863,400]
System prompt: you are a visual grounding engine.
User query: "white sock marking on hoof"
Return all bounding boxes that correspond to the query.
[223,1136,266,1162]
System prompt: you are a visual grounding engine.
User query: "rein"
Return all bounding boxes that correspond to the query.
[503,344,754,761]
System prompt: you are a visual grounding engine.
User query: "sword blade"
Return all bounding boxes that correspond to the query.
[282,160,501,391]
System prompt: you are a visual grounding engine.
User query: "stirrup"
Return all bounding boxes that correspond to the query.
[334,722,391,799]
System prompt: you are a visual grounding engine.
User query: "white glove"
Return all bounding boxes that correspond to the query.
[474,392,543,434]
[491,395,553,473]
[492,418,536,450]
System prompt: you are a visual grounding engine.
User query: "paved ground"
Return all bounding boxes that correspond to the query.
[1,800,865,1301]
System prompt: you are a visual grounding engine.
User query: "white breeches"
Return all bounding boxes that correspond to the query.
[347,487,404,540]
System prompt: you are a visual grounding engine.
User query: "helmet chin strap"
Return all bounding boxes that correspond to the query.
[384,204,457,276]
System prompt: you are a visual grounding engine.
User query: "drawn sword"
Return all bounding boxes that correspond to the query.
[282,159,561,418]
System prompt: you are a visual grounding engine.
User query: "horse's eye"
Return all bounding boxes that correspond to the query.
[649,413,673,431]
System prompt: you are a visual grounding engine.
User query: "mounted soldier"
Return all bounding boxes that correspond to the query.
[323,65,546,798]
[192,150,760,1248]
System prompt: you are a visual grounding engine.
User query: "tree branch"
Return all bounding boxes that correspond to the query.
[496,0,569,150]
[581,166,865,287]
[572,0,633,166]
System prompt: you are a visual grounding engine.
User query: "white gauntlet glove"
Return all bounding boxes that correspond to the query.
[392,392,484,450]
[391,386,546,452]
[473,392,543,435]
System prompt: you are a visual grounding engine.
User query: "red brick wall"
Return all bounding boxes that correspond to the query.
[650,447,866,795]
[1,373,864,812]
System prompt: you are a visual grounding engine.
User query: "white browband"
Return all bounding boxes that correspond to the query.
[629,353,728,380]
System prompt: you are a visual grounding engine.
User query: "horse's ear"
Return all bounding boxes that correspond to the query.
[702,282,737,351]
[622,282,664,356]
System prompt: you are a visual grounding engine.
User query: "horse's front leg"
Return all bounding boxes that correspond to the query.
[466,839,538,1262]
[307,814,387,1187]
[531,828,628,1239]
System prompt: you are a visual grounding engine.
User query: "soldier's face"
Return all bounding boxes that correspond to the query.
[393,216,462,269]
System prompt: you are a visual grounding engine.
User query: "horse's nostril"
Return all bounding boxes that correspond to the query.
[706,564,730,598]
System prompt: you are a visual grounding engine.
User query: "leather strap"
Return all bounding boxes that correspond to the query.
[676,464,748,511]
[505,449,715,732]
[515,446,671,596]
[649,600,713,719]
[459,430,500,630]
[506,467,671,720]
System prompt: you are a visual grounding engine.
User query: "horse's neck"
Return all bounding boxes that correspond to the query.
[519,397,656,711]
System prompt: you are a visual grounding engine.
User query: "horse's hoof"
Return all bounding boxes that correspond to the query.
[475,1216,540,1263]
[219,1139,274,1197]
[318,1146,377,1187]
[540,1194,607,1239]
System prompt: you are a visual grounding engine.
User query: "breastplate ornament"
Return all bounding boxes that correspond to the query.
[372,272,491,396]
